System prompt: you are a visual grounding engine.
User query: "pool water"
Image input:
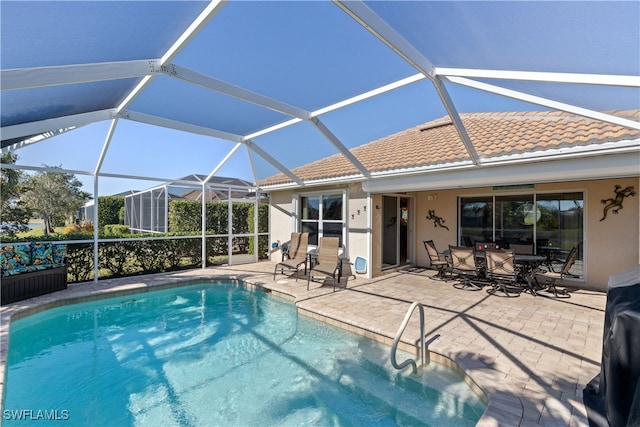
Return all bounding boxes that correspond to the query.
[3,283,485,426]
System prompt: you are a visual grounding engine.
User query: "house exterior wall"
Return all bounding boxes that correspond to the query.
[411,177,639,291]
[269,177,638,291]
[269,189,295,261]
[268,183,369,269]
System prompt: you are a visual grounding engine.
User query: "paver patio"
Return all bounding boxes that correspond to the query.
[0,262,607,426]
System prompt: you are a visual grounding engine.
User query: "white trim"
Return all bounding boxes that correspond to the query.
[363,151,640,193]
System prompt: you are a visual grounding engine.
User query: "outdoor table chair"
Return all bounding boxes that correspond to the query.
[485,249,521,297]
[534,246,578,298]
[449,245,483,291]
[423,240,450,280]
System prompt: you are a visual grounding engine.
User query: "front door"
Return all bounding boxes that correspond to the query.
[382,196,411,270]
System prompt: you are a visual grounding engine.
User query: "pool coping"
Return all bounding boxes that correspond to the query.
[0,272,520,426]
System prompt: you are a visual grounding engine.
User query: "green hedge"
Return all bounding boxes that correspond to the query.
[2,200,269,283]
[97,196,124,230]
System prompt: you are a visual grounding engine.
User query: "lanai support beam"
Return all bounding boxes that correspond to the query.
[444,76,640,131]
[309,117,371,177]
[334,0,480,165]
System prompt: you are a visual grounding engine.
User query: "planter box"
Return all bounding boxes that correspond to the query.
[1,265,68,305]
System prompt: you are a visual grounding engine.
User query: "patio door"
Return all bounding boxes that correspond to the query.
[382,196,412,270]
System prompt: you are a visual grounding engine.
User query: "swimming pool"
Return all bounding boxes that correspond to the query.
[3,282,485,426]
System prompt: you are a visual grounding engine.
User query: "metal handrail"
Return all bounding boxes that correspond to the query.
[390,301,425,374]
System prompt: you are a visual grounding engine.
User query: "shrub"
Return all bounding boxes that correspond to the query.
[103,224,130,236]
[97,196,124,230]
[62,222,93,236]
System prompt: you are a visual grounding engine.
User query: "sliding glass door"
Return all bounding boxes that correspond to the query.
[459,192,584,278]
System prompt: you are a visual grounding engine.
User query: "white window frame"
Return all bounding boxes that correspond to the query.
[297,189,347,248]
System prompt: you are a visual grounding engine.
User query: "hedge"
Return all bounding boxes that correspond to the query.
[2,200,269,283]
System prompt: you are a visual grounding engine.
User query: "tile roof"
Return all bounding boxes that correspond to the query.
[258,110,640,187]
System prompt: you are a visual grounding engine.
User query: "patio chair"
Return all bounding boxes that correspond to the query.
[274,232,308,281]
[307,237,341,291]
[485,249,520,297]
[449,245,483,291]
[423,240,449,280]
[534,246,577,298]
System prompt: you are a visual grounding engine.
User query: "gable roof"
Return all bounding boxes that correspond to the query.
[258,110,640,189]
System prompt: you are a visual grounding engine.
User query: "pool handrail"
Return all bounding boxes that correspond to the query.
[390,301,426,373]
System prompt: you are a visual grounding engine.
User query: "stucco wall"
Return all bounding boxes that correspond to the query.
[582,178,639,289]
[268,189,295,262]
[414,190,459,267]
[267,183,369,269]
[270,177,639,291]
[411,177,639,291]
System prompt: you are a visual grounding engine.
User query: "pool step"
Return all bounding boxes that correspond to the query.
[349,340,486,425]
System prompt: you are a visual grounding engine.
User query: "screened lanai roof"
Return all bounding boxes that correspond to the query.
[1,1,639,193]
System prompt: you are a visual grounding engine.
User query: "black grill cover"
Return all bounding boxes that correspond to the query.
[585,265,640,427]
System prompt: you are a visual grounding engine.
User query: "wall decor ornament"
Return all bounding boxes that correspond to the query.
[600,185,636,221]
[426,209,449,230]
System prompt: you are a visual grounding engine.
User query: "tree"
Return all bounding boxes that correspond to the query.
[22,166,92,236]
[0,153,32,237]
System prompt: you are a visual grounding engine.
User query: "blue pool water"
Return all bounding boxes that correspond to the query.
[3,282,485,426]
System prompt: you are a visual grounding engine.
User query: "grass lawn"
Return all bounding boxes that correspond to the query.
[16,221,65,238]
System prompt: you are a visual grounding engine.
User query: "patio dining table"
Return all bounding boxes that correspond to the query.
[514,254,547,296]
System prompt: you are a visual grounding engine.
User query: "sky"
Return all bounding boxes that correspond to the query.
[4,1,639,198]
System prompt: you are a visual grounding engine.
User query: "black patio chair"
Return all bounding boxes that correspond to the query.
[534,246,578,298]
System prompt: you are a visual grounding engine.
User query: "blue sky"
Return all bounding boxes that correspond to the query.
[5,1,639,197]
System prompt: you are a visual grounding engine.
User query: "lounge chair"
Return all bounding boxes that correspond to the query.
[534,246,577,298]
[449,245,483,291]
[274,232,309,281]
[307,237,341,291]
[423,240,449,280]
[485,249,520,297]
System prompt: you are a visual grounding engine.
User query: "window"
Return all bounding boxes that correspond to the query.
[300,193,344,246]
[459,192,583,278]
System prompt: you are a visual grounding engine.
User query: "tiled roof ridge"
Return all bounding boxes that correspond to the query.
[259,109,640,187]
[355,109,640,152]
[459,109,640,122]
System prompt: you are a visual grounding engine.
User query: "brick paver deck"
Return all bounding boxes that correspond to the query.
[0,262,607,426]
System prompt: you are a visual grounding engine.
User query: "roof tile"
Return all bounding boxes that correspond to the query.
[259,110,640,187]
